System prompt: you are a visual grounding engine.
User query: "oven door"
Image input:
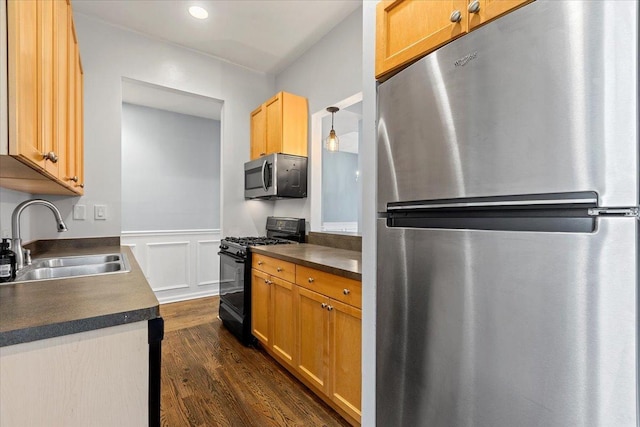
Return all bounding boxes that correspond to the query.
[218,251,247,316]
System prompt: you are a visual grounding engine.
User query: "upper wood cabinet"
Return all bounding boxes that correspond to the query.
[376,0,532,80]
[249,91,308,160]
[1,0,84,195]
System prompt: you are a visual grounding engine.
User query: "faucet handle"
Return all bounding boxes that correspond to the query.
[23,249,32,266]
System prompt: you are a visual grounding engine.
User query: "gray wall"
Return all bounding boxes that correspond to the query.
[121,103,220,231]
[273,7,363,222]
[322,151,358,222]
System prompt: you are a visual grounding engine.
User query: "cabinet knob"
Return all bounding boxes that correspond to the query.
[308,277,314,283]
[321,303,327,308]
[276,267,283,272]
[264,278,269,283]
[260,153,266,156]
[43,151,58,163]
[257,261,264,265]
[327,305,333,311]
[468,0,480,14]
[450,10,462,23]
[69,176,79,182]
[343,289,350,295]
[78,183,85,188]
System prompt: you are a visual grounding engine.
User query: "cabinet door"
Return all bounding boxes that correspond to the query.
[73,43,84,193]
[39,0,58,178]
[329,299,362,423]
[376,0,467,79]
[265,93,283,155]
[280,92,308,157]
[296,286,329,393]
[251,269,271,346]
[65,18,83,192]
[7,0,43,169]
[468,0,532,30]
[270,277,295,367]
[52,0,68,182]
[250,105,266,160]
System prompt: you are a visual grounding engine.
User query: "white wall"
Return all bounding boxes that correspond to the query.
[0,189,31,240]
[121,103,221,231]
[273,7,363,222]
[21,13,275,242]
[361,2,378,426]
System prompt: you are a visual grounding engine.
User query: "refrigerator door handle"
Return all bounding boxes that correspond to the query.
[388,194,598,212]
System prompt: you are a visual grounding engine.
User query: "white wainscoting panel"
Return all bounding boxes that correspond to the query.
[147,241,190,291]
[197,240,219,287]
[121,230,221,303]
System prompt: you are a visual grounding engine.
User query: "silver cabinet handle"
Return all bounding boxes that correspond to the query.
[321,303,327,308]
[450,10,462,23]
[327,305,333,311]
[257,261,264,265]
[308,277,314,283]
[343,289,350,295]
[264,278,269,283]
[468,0,480,13]
[43,152,58,163]
[267,280,272,285]
[276,267,283,272]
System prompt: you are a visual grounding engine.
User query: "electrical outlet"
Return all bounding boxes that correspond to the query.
[73,204,86,220]
[94,205,107,220]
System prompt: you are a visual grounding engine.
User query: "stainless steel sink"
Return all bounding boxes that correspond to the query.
[31,254,122,268]
[12,253,131,283]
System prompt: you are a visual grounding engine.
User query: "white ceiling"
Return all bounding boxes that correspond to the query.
[71,0,362,74]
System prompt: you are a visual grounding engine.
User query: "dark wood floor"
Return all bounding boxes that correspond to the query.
[160,297,350,427]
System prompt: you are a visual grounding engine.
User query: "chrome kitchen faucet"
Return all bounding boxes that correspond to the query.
[11,199,68,271]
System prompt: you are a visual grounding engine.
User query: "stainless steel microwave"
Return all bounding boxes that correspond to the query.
[244,153,307,199]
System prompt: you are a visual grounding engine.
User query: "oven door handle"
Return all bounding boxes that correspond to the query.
[218,251,246,263]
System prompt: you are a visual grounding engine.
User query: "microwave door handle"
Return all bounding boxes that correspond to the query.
[261,159,269,191]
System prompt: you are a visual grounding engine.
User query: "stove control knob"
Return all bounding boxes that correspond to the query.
[220,244,229,250]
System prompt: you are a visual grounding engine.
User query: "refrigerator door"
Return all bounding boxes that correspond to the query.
[376,218,638,427]
[377,0,638,211]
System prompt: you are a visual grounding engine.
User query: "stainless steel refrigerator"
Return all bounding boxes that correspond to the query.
[376,1,639,426]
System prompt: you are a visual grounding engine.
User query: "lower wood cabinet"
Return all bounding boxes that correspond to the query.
[251,265,296,368]
[252,253,362,425]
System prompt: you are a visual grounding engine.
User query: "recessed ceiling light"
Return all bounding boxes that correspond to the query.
[189,6,209,20]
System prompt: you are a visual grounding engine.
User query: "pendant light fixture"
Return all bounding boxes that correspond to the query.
[325,107,340,152]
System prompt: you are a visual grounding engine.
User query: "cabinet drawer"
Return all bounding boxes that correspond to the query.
[252,254,295,282]
[296,266,361,309]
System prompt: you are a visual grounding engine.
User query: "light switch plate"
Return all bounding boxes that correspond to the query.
[73,204,86,220]
[94,205,107,220]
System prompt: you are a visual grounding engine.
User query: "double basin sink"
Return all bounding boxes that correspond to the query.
[13,253,130,283]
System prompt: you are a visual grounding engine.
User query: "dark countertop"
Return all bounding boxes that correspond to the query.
[250,243,362,281]
[0,244,159,347]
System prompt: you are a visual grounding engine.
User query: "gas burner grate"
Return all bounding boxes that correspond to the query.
[223,236,293,247]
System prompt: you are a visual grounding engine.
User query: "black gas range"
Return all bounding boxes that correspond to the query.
[218,217,305,345]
